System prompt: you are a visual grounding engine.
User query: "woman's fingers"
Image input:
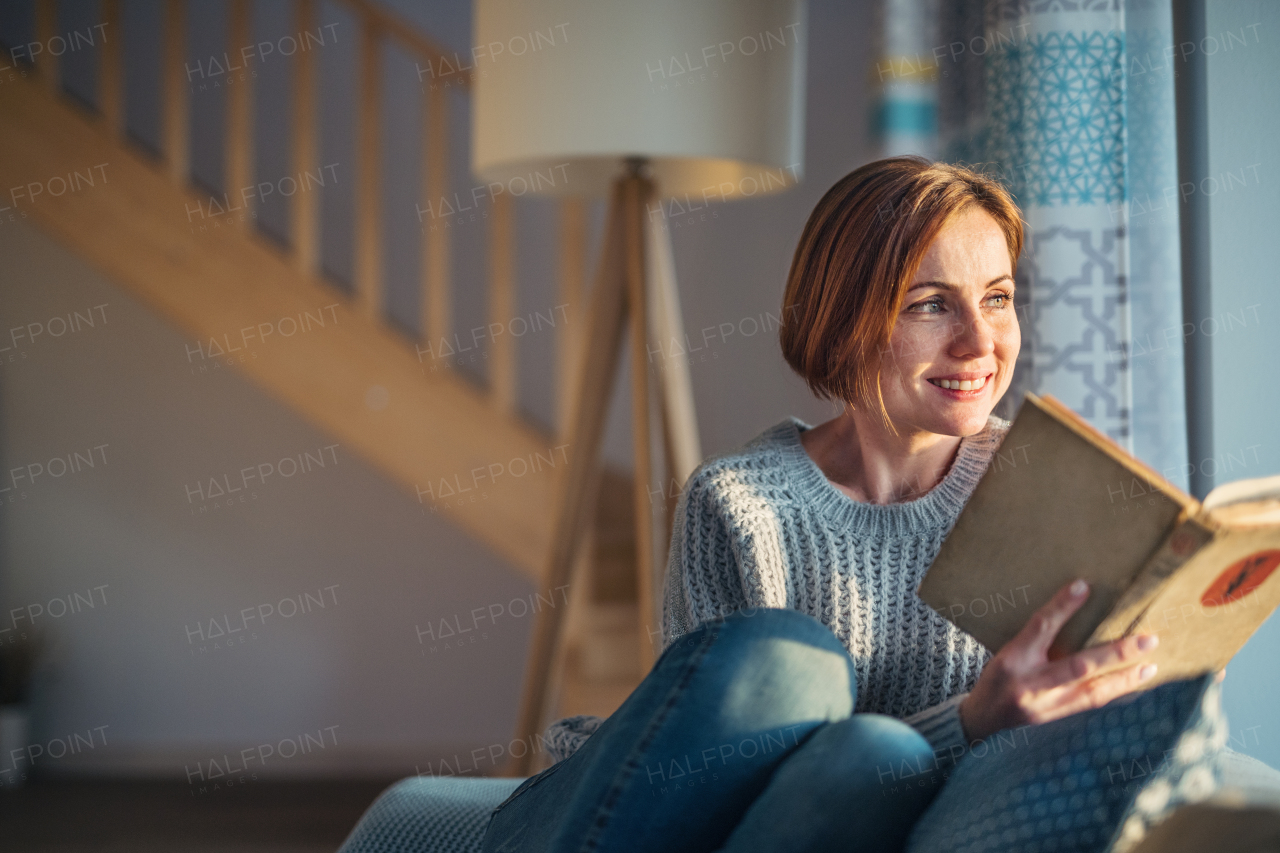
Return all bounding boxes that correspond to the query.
[1031,662,1159,722]
[1022,633,1159,693]
[1006,579,1091,664]
[969,580,1164,738]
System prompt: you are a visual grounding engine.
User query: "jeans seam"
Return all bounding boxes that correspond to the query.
[489,756,568,816]
[576,621,724,853]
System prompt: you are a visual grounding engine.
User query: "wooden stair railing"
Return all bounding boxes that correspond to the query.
[4,0,651,737]
[9,0,584,574]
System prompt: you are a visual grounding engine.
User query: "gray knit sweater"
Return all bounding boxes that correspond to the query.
[543,413,1010,764]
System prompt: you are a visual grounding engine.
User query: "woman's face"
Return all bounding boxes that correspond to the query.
[877,207,1020,438]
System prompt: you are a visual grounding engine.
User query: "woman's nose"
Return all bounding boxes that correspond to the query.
[947,310,995,358]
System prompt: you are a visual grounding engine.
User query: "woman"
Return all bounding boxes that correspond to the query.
[479,158,1161,853]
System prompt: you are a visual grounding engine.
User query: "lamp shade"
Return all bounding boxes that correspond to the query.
[472,0,806,199]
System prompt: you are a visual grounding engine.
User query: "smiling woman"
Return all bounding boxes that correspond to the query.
[780,159,1023,504]
[780,158,1022,436]
[475,157,1166,853]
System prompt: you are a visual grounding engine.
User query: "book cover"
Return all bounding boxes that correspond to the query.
[918,393,1280,682]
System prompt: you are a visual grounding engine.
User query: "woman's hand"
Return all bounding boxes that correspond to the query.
[958,579,1160,744]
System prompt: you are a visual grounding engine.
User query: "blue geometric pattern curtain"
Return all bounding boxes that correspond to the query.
[1116,0,1188,488]
[872,0,1189,487]
[872,0,941,158]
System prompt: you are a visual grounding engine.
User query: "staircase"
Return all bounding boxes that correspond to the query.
[0,0,649,726]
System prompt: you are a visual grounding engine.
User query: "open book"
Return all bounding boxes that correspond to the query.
[918,392,1280,685]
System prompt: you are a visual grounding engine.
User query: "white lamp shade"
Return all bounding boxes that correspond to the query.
[472,0,806,199]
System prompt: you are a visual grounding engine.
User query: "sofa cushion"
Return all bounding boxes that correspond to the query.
[338,776,524,853]
[1125,787,1280,853]
[905,675,1226,853]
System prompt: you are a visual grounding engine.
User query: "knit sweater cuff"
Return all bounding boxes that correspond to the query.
[903,692,971,759]
[542,714,604,764]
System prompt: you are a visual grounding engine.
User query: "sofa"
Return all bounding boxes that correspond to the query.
[337,677,1280,853]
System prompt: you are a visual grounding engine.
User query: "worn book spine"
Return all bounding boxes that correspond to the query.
[1085,511,1218,646]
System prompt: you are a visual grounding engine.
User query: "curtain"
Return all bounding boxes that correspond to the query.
[872,0,942,158]
[872,0,1190,487]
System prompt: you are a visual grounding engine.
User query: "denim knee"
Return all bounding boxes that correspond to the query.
[717,715,941,853]
[660,607,858,725]
[793,716,943,813]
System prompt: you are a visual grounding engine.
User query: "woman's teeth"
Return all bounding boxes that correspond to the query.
[930,376,987,391]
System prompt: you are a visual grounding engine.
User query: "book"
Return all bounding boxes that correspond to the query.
[917,392,1280,686]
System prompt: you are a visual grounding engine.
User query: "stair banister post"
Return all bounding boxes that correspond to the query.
[354,17,383,321]
[422,85,450,352]
[33,0,58,94]
[162,0,189,185]
[489,192,516,415]
[291,0,320,276]
[225,0,254,232]
[556,198,588,438]
[99,0,124,139]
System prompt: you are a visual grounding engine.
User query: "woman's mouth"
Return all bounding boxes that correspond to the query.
[927,374,991,394]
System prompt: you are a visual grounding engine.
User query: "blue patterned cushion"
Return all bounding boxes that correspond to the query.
[337,776,524,853]
[905,675,1227,853]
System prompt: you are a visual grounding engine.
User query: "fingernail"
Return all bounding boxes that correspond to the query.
[1137,634,1159,651]
[1070,579,1088,597]
[1139,664,1158,681]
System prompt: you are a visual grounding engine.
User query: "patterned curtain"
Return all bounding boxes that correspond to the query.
[872,0,942,158]
[873,0,1189,486]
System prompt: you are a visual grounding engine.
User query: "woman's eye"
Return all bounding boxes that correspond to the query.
[908,298,944,314]
[984,292,1012,308]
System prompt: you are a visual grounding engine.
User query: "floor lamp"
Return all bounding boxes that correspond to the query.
[471,0,807,777]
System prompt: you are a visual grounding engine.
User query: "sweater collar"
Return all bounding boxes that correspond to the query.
[770,415,1008,537]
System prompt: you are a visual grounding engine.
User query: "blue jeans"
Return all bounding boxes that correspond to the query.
[481,608,943,853]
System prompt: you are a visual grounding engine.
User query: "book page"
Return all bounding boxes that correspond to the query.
[1207,499,1280,528]
[1125,527,1280,684]
[1202,473,1280,512]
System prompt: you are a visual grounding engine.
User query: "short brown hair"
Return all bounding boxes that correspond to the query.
[779,157,1024,424]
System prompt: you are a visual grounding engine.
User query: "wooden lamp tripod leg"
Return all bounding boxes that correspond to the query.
[504,174,702,778]
[504,178,631,777]
[625,177,659,674]
[646,213,704,486]
[644,214,704,646]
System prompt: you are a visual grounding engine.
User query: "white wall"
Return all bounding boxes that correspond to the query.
[1205,0,1280,771]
